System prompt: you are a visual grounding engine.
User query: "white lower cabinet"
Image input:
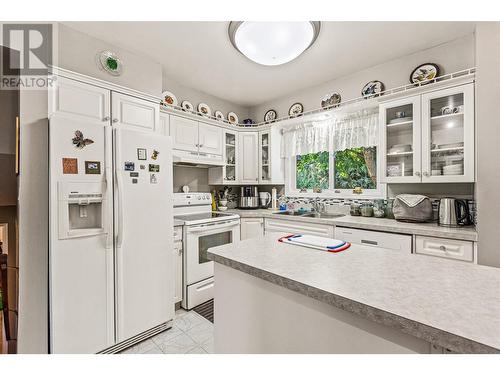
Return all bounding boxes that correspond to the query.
[335,227,412,252]
[415,236,474,262]
[173,226,183,304]
[264,218,334,238]
[240,218,264,240]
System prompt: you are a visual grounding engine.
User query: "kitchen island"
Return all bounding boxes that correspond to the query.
[207,233,500,354]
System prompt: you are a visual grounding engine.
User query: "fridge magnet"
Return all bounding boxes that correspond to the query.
[62,158,78,174]
[132,178,138,184]
[124,162,135,171]
[150,173,158,184]
[137,148,147,160]
[151,150,159,160]
[149,164,160,172]
[72,130,94,149]
[85,161,101,175]
[140,164,146,170]
[130,172,139,177]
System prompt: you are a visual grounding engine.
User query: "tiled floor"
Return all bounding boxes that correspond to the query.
[120,309,214,354]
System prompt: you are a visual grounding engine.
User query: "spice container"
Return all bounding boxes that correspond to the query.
[350,203,361,216]
[373,199,386,218]
[360,202,374,217]
[385,198,395,219]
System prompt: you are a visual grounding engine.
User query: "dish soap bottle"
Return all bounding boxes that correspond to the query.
[211,190,217,211]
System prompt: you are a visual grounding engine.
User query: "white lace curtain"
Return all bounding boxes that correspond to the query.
[281,108,379,157]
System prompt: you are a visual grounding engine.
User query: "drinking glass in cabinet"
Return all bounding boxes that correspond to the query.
[385,103,414,178]
[429,93,464,177]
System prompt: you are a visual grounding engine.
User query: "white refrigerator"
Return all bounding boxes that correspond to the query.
[49,114,174,353]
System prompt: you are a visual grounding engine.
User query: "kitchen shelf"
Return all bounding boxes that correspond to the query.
[386,120,413,127]
[387,151,413,157]
[430,112,464,126]
[430,146,464,153]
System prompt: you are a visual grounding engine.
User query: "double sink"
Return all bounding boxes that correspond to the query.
[272,211,344,219]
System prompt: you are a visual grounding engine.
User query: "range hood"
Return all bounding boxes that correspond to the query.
[172,149,224,168]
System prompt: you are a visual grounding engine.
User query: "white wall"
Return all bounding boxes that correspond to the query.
[163,72,250,123]
[17,89,49,353]
[249,35,475,122]
[57,23,163,96]
[475,22,500,268]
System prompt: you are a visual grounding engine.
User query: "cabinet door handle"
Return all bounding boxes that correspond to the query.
[423,172,429,177]
[199,144,203,147]
[112,118,119,123]
[102,116,110,122]
[415,171,421,177]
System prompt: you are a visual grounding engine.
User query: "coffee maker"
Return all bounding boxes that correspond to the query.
[239,186,259,209]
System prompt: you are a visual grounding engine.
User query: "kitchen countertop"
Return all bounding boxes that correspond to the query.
[208,233,500,353]
[226,208,477,242]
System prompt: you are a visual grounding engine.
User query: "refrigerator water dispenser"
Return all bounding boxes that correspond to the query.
[58,181,108,239]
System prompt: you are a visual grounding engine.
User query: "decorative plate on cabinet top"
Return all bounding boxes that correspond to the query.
[227,112,239,124]
[198,103,212,117]
[181,100,194,112]
[361,80,385,98]
[288,103,304,117]
[97,51,123,76]
[214,110,224,121]
[321,92,341,109]
[161,91,178,106]
[264,109,277,123]
[410,63,440,85]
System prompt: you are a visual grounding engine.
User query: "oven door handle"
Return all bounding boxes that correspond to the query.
[186,220,239,233]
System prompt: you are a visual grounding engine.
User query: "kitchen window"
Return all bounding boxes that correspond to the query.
[289,146,383,198]
[283,107,384,198]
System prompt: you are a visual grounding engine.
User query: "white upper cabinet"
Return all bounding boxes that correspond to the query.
[380,95,422,183]
[49,76,110,123]
[111,92,159,131]
[421,83,474,183]
[239,132,259,183]
[198,122,223,155]
[159,112,170,136]
[208,129,238,185]
[170,116,199,152]
[380,83,474,183]
[259,127,284,184]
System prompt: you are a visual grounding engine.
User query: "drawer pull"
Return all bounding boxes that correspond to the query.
[361,239,378,246]
[439,245,447,251]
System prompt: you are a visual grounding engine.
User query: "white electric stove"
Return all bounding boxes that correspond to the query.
[173,193,240,310]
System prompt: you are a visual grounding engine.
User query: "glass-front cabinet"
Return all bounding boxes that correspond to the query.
[421,83,474,182]
[380,83,474,183]
[208,129,238,184]
[223,130,237,183]
[380,95,422,183]
[259,130,271,183]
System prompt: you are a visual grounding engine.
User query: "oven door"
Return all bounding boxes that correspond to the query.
[185,220,240,285]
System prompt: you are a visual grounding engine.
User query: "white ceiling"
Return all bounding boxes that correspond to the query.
[63,21,475,107]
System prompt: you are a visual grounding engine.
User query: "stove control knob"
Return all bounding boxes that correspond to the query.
[197,196,201,200]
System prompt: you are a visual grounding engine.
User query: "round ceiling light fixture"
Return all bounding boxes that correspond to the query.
[229,21,321,66]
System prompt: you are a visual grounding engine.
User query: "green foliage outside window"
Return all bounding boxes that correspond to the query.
[334,147,377,189]
[295,147,377,191]
[296,151,329,190]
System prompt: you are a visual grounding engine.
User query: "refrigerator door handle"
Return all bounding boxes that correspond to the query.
[114,128,125,249]
[104,125,113,249]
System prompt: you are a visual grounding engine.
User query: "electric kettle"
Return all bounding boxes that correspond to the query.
[438,198,472,227]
